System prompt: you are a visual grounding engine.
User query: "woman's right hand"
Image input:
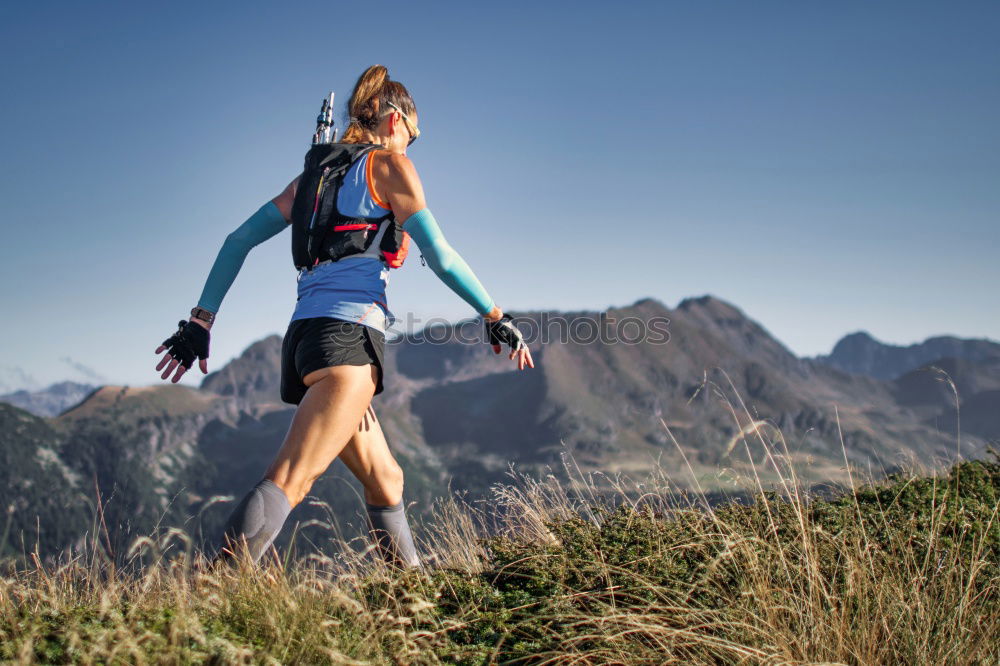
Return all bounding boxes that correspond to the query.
[155,318,211,383]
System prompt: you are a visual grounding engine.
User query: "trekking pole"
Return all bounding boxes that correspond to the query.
[312,92,335,144]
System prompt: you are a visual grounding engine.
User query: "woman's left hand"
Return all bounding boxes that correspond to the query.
[485,313,534,371]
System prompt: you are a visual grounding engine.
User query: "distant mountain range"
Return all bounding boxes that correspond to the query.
[816,331,1000,381]
[2,296,997,560]
[0,381,96,417]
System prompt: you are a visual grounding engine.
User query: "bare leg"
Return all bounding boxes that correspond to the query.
[338,406,405,506]
[266,364,378,506]
[215,364,377,563]
[339,406,419,567]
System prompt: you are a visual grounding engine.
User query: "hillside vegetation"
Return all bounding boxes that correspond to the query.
[1,296,997,662]
[1,451,997,664]
[3,297,998,563]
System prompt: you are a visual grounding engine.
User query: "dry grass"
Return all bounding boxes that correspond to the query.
[2,381,998,664]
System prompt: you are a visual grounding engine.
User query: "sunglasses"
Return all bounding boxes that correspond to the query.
[385,101,420,146]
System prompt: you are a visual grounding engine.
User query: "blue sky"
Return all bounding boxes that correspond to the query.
[1,0,998,390]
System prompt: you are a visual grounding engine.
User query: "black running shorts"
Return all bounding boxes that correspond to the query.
[280,317,385,405]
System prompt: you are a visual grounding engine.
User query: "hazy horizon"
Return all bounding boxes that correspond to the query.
[2,291,997,394]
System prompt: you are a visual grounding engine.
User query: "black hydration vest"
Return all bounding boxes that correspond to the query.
[290,142,409,270]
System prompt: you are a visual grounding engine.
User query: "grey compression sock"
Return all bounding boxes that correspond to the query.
[366,501,420,568]
[214,479,292,564]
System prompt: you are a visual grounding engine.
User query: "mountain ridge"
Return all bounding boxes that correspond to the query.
[0,381,97,417]
[3,294,996,559]
[816,330,1000,381]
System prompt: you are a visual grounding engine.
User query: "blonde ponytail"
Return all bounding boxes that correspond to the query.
[341,64,417,144]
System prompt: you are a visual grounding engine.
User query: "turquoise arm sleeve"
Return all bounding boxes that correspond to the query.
[196,201,288,313]
[402,208,495,316]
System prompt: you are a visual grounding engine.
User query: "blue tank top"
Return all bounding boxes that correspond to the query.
[290,150,395,333]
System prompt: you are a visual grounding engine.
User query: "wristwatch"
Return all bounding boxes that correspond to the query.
[190,306,216,325]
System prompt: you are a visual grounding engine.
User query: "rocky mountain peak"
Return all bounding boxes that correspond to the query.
[200,334,283,405]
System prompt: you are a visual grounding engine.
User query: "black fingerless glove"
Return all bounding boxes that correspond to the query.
[485,314,525,353]
[161,320,210,369]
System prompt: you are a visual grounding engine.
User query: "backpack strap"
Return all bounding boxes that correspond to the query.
[317,143,380,172]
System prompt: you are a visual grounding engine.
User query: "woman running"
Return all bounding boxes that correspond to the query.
[153,65,533,567]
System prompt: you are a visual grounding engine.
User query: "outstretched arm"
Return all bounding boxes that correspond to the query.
[155,179,297,383]
[376,153,533,370]
[377,153,501,319]
[196,196,291,314]
[402,208,495,315]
